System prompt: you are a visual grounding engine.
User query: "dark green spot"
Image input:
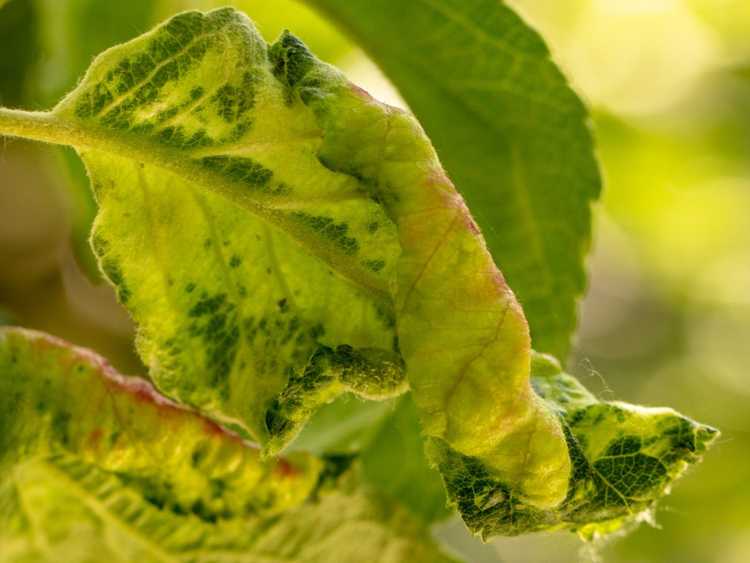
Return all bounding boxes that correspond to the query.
[290,212,359,255]
[198,155,273,190]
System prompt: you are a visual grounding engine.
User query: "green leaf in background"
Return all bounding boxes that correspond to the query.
[433,353,718,539]
[0,0,38,107]
[1,0,158,279]
[0,327,457,563]
[305,0,602,361]
[294,394,452,524]
[359,396,452,523]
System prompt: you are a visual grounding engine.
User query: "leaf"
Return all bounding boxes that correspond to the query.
[291,394,395,454]
[431,353,719,539]
[0,8,716,540]
[0,327,322,548]
[0,3,567,512]
[359,395,452,523]
[0,327,458,562]
[75,9,564,506]
[2,8,567,495]
[60,8,407,450]
[305,37,570,509]
[305,0,602,360]
[0,0,39,107]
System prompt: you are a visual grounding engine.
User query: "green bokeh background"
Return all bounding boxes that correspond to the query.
[0,1,747,561]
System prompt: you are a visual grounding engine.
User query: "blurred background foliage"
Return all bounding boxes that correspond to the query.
[0,1,747,561]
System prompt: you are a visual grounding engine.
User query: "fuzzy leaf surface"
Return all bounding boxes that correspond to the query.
[55,8,407,451]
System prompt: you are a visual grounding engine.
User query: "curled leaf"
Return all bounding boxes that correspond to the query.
[0,7,717,539]
[305,0,602,361]
[41,7,568,500]
[55,8,408,450]
[298,43,571,507]
[431,353,719,538]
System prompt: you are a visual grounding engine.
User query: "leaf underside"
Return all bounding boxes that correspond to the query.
[60,8,407,450]
[0,327,456,563]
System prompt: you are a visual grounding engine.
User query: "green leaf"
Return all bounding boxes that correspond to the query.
[291,394,395,455]
[0,0,39,107]
[432,353,719,539]
[305,0,602,360]
[359,396,452,523]
[0,326,458,562]
[294,394,452,524]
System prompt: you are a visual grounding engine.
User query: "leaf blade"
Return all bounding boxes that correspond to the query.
[0,8,717,542]
[0,326,458,563]
[305,0,602,360]
[432,353,719,539]
[47,5,571,512]
[46,8,407,449]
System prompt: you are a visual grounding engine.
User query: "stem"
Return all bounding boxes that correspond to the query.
[0,108,80,146]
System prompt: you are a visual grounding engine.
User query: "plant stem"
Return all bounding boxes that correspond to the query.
[0,108,77,146]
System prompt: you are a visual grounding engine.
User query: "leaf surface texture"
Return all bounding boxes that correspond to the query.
[0,327,456,563]
[306,0,602,360]
[0,7,717,541]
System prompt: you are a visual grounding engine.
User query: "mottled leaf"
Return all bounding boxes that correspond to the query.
[2,5,565,514]
[0,8,716,540]
[431,353,719,539]
[3,8,567,498]
[0,327,457,562]
[306,0,602,360]
[58,8,407,450]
